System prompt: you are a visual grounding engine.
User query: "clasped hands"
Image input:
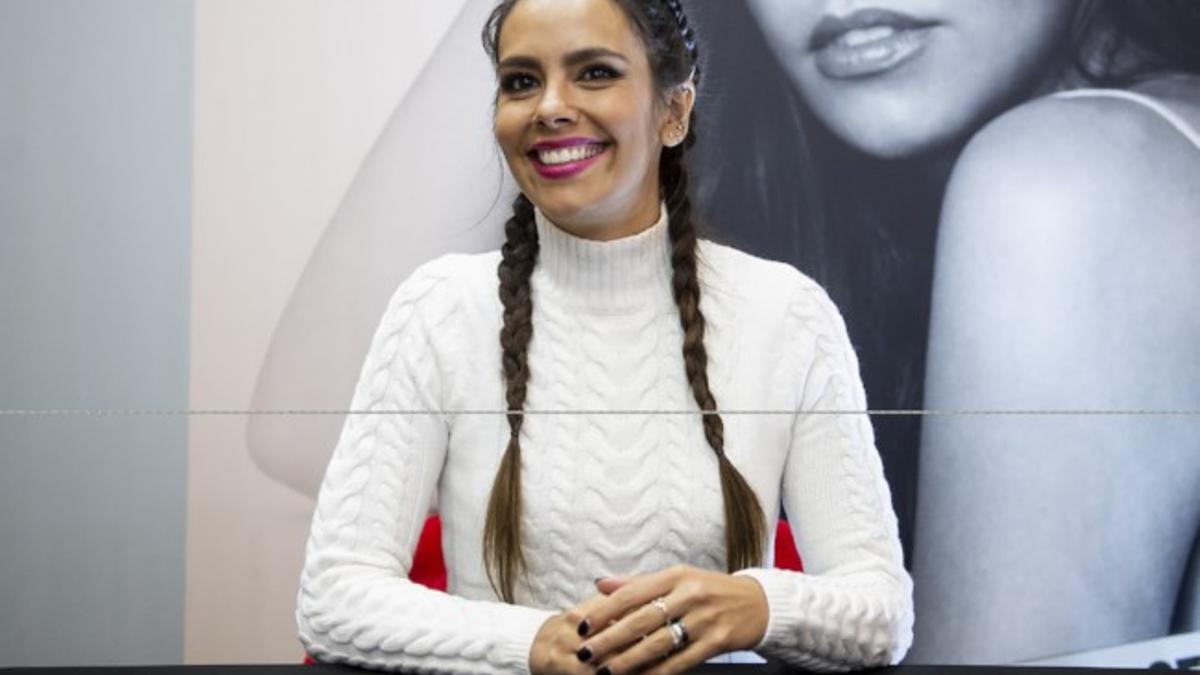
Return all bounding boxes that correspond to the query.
[529,564,768,675]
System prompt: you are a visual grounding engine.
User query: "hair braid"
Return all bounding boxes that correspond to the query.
[484,192,538,603]
[482,0,767,599]
[663,116,768,572]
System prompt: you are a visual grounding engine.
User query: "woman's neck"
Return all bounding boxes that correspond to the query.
[540,189,664,242]
[531,200,675,314]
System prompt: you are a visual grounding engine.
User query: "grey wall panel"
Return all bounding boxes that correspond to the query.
[0,0,192,665]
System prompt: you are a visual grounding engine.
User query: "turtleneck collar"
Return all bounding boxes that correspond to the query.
[532,202,674,314]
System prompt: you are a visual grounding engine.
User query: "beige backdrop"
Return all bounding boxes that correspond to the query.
[186,0,464,662]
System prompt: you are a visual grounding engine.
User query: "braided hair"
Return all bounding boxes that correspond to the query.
[481,0,767,603]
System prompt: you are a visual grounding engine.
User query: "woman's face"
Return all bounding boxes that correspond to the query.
[745,0,1078,158]
[494,0,677,238]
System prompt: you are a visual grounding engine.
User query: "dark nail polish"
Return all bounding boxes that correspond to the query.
[576,646,592,662]
[598,667,612,675]
[577,619,590,636]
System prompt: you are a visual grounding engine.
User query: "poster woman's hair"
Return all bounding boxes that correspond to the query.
[1072,0,1200,83]
[479,0,767,603]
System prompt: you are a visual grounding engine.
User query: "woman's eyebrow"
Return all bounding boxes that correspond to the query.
[498,47,629,71]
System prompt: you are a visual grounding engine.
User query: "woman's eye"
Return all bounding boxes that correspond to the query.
[581,65,619,82]
[500,73,538,93]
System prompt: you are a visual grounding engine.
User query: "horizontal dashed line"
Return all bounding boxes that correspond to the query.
[1,409,1199,417]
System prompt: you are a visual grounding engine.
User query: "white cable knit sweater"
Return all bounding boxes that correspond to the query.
[296,202,914,673]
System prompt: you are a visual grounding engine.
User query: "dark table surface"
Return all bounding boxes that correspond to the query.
[0,665,1158,674]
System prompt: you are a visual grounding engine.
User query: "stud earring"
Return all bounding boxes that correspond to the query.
[665,124,686,147]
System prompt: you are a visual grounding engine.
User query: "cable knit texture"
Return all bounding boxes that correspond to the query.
[296,203,914,673]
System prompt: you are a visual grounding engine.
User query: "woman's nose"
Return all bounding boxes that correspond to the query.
[533,80,577,129]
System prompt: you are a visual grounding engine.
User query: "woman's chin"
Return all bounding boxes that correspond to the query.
[808,93,989,160]
[845,133,939,160]
[533,179,618,211]
[825,118,969,161]
[526,191,587,218]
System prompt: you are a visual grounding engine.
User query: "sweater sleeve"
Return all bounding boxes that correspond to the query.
[733,278,914,671]
[295,258,555,674]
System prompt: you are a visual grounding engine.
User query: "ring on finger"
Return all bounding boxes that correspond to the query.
[649,597,671,626]
[668,619,690,652]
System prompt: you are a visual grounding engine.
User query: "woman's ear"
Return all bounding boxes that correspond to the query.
[660,82,696,147]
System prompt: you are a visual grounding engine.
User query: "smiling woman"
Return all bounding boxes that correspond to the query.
[295,1,913,674]
[489,0,681,239]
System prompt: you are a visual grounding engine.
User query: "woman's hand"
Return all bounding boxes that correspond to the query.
[529,593,614,675]
[575,564,769,675]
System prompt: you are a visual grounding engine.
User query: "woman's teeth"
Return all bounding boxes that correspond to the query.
[537,144,605,165]
[836,25,897,48]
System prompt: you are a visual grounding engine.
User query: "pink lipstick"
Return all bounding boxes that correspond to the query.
[528,137,610,180]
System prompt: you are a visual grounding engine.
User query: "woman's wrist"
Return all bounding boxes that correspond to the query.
[729,573,770,651]
[527,615,555,675]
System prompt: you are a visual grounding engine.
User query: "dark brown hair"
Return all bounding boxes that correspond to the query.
[1072,0,1200,84]
[480,0,767,603]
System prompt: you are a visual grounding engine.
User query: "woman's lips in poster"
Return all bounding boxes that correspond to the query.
[809,8,940,79]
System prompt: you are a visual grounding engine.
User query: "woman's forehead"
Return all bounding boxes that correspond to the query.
[497,0,645,64]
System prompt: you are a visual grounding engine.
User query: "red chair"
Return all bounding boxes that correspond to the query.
[408,514,448,590]
[404,515,802,585]
[774,518,804,572]
[303,515,802,664]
